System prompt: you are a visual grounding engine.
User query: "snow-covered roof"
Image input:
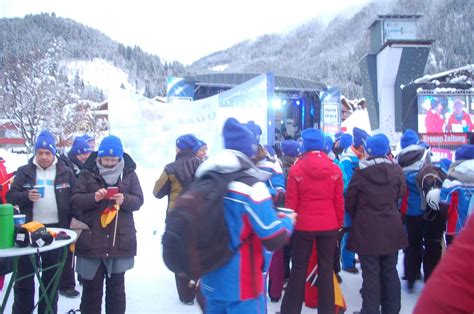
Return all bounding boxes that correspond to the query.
[184,73,326,92]
[368,14,423,29]
[378,39,434,53]
[414,64,474,84]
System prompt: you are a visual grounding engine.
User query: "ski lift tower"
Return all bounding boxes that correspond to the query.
[359,15,433,143]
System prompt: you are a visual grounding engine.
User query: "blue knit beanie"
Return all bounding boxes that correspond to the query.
[98,135,123,158]
[176,134,199,151]
[339,134,353,150]
[81,134,94,144]
[281,140,300,157]
[438,158,452,173]
[71,136,92,156]
[335,131,344,142]
[364,134,390,157]
[223,118,258,158]
[264,145,276,157]
[193,139,207,153]
[35,130,57,155]
[400,129,419,149]
[302,128,325,152]
[245,121,262,143]
[353,127,369,148]
[323,136,334,154]
[455,144,474,161]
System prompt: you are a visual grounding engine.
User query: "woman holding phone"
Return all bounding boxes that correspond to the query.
[71,135,144,314]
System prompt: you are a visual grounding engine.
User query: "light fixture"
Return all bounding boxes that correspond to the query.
[272,98,282,110]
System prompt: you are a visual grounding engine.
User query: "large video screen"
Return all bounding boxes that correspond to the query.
[417,95,473,133]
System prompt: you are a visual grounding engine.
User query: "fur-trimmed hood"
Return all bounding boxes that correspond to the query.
[397,144,430,172]
[448,159,474,184]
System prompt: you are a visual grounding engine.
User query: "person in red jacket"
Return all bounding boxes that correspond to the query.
[0,157,14,204]
[446,98,473,133]
[280,128,344,314]
[424,98,445,133]
[0,156,14,292]
[414,214,474,314]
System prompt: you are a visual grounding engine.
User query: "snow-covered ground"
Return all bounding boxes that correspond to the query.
[0,165,421,314]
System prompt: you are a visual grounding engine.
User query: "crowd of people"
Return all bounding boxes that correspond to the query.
[0,117,473,314]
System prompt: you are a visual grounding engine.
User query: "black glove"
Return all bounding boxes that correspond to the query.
[273,190,285,207]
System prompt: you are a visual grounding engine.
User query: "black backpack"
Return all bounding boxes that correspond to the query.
[162,170,256,281]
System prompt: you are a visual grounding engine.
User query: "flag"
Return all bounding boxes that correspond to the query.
[101,204,119,228]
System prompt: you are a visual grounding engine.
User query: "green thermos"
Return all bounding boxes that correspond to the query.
[0,203,14,249]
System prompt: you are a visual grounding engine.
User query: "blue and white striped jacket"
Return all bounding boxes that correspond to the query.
[197,150,294,301]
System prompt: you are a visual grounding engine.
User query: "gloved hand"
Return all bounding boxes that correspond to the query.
[273,190,285,207]
[426,188,441,211]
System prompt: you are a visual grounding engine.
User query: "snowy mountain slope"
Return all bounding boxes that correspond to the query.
[188,0,473,99]
[62,58,135,94]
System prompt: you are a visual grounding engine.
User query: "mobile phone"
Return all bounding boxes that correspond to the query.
[106,187,119,199]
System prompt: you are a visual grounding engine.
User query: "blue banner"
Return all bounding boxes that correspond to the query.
[166,76,194,102]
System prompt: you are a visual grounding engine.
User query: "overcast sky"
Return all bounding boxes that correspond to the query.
[1,0,370,65]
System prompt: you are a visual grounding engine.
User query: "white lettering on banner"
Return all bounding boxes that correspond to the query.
[323,125,339,133]
[421,133,467,145]
[431,148,453,161]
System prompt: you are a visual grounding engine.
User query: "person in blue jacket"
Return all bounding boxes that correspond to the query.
[199,118,295,313]
[439,145,474,244]
[245,121,287,303]
[396,129,442,291]
[339,127,369,274]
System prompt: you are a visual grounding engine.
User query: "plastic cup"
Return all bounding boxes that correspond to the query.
[34,186,45,198]
[276,207,295,214]
[14,214,26,226]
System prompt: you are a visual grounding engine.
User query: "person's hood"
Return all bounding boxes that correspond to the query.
[397,144,429,172]
[448,159,474,184]
[195,149,270,182]
[175,149,195,161]
[359,157,395,185]
[66,150,85,169]
[299,151,334,180]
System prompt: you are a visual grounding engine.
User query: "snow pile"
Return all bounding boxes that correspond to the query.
[63,58,135,95]
[211,64,229,72]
